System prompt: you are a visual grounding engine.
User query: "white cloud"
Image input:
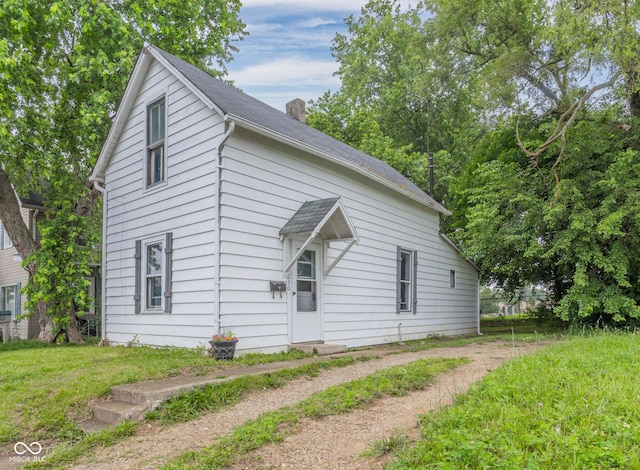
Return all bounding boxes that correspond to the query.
[229,1,423,109]
[240,0,416,10]
[230,57,340,88]
[240,0,367,11]
[297,17,340,28]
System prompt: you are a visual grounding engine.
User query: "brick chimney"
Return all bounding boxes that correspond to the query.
[286,98,306,124]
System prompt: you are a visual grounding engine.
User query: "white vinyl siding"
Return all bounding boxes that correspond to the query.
[100,55,479,351]
[102,61,221,347]
[218,127,479,350]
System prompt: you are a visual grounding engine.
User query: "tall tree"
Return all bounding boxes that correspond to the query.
[308,0,481,208]
[311,0,640,324]
[426,0,640,162]
[0,0,245,342]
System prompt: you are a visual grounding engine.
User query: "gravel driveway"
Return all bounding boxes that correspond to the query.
[72,340,551,469]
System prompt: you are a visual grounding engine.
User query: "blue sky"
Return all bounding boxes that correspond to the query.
[225,1,386,112]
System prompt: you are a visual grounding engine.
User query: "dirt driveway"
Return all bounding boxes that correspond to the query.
[72,340,551,469]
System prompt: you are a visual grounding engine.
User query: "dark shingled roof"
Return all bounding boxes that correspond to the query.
[152,46,448,213]
[280,198,341,235]
[19,190,45,209]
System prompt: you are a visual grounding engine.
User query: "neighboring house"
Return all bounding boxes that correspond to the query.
[0,191,102,340]
[90,44,480,353]
[0,192,44,339]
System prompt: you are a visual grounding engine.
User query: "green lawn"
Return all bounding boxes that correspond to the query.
[0,317,565,467]
[389,331,640,469]
[0,341,306,446]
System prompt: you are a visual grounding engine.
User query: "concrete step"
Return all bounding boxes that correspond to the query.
[290,343,348,355]
[92,400,148,426]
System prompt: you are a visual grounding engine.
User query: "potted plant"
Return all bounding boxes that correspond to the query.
[209,330,238,360]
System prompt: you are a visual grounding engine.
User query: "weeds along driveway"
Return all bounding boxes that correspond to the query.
[70,340,552,470]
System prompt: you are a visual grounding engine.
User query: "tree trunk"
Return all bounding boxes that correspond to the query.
[38,306,56,343]
[0,168,39,262]
[1,170,99,344]
[66,306,86,344]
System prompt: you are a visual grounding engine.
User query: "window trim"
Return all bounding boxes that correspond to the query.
[145,96,167,188]
[396,246,418,314]
[450,270,457,289]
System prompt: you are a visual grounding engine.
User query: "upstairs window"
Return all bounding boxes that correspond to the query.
[146,98,166,187]
[450,270,457,288]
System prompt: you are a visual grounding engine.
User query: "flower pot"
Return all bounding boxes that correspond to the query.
[209,339,238,360]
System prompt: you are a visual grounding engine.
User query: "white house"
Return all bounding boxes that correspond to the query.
[90,44,480,353]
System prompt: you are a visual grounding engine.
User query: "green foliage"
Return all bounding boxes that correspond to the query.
[24,421,139,470]
[455,110,640,324]
[0,0,246,337]
[23,192,99,331]
[389,333,640,469]
[313,1,640,327]
[361,431,412,458]
[308,0,480,205]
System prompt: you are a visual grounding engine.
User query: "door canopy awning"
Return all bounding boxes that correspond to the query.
[280,197,359,275]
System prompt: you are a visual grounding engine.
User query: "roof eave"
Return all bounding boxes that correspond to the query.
[228,113,451,215]
[90,44,229,183]
[440,233,480,272]
[90,47,155,183]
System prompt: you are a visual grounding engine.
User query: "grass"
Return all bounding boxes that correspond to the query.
[161,357,467,469]
[149,356,363,424]
[361,431,412,458]
[388,331,640,469]
[28,357,362,470]
[0,340,309,447]
[2,316,565,468]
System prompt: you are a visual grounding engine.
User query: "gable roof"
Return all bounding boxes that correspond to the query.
[92,44,450,215]
[280,197,358,241]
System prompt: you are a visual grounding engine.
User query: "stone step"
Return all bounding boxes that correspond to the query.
[290,343,348,355]
[92,400,148,426]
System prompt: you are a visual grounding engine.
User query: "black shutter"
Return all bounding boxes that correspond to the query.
[134,240,141,314]
[164,232,173,314]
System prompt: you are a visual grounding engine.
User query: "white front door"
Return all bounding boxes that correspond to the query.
[291,242,322,343]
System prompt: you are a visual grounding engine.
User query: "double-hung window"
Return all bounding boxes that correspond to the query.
[397,247,418,314]
[1,223,12,250]
[146,241,163,309]
[134,233,173,314]
[146,97,166,187]
[0,283,20,321]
